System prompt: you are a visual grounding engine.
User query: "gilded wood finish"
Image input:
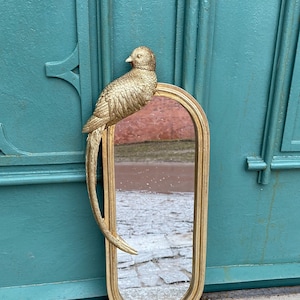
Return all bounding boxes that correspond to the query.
[104,83,210,299]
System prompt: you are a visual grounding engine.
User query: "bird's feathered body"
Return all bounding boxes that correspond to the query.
[82,47,157,133]
[82,46,157,254]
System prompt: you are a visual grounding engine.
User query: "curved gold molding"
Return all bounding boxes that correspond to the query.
[104,82,210,299]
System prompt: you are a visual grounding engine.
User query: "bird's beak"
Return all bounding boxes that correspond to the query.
[125,56,133,63]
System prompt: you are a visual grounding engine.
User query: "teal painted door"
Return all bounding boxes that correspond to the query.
[2,0,300,298]
[109,0,300,291]
[204,1,300,289]
[0,1,107,299]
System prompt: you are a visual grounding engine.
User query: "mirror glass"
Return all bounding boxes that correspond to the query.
[114,96,195,299]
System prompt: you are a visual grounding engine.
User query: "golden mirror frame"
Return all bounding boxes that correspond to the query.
[102,82,210,299]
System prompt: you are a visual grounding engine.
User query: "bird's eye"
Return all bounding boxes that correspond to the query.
[137,54,142,58]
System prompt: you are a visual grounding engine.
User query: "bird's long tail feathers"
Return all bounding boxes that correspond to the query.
[85,126,137,255]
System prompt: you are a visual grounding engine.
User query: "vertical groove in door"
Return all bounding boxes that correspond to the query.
[174,0,216,111]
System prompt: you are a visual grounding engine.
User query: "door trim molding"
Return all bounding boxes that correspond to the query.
[246,0,300,183]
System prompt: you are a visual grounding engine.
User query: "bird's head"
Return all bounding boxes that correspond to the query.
[125,46,156,71]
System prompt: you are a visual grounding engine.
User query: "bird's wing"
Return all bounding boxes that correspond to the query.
[93,73,146,122]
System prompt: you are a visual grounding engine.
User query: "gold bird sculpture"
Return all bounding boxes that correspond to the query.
[83,46,157,254]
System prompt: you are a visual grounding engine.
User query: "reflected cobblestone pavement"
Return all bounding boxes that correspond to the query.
[116,190,193,299]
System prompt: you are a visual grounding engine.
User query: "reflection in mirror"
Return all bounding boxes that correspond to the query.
[114,96,195,299]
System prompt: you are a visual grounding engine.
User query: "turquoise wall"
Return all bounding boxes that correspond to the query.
[1,0,300,298]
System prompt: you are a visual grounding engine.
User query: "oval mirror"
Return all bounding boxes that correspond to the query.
[102,83,209,300]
